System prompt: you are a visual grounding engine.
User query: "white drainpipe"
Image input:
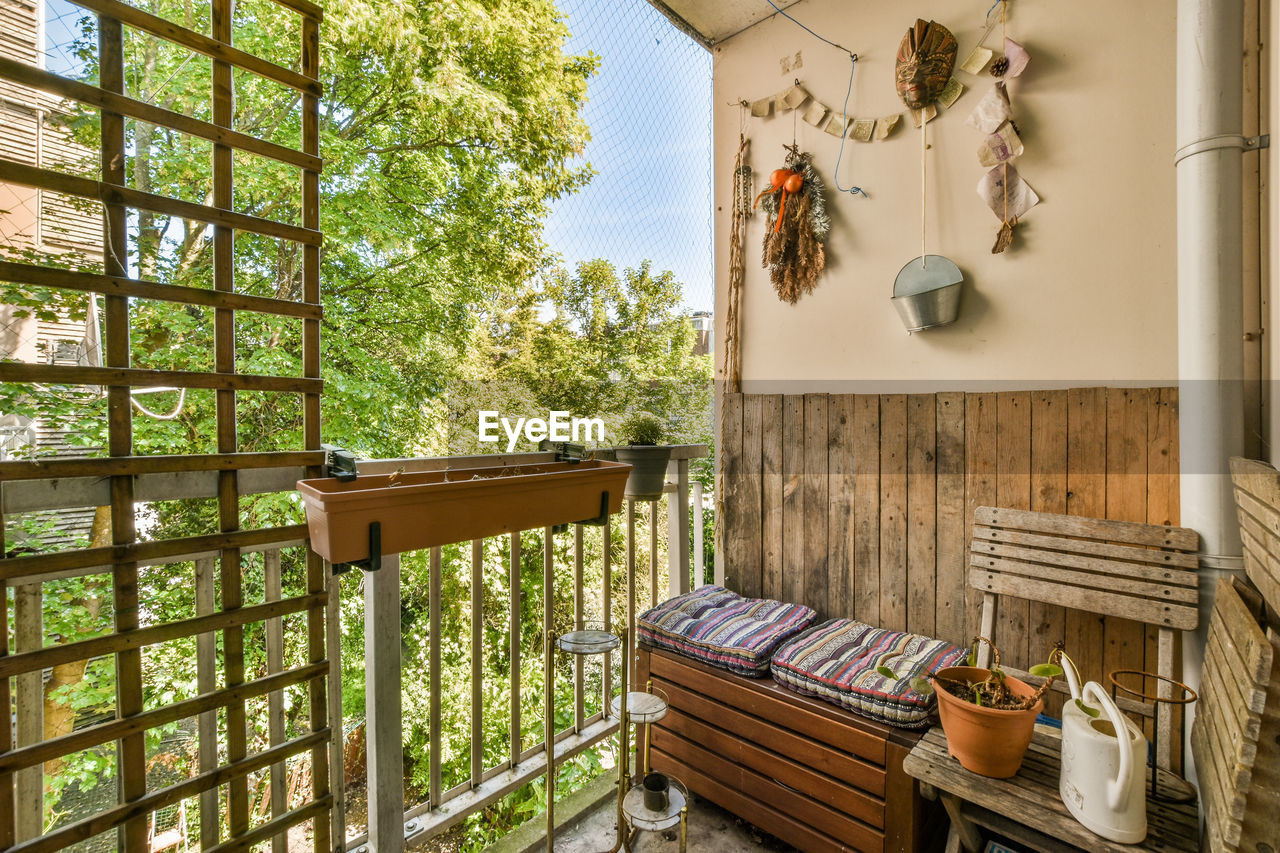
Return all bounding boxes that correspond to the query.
[1175,0,1246,785]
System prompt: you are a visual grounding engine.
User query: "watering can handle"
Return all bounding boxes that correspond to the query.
[1082,681,1133,812]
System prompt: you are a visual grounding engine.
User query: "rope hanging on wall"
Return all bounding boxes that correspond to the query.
[725,103,750,392]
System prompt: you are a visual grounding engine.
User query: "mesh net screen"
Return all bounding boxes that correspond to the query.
[547,0,713,313]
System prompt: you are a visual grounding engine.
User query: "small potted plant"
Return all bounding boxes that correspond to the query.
[883,636,1063,778]
[613,412,672,500]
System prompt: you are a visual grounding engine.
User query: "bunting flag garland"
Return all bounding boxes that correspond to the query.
[747,74,969,145]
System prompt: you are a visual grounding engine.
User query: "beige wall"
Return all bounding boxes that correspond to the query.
[714,0,1178,388]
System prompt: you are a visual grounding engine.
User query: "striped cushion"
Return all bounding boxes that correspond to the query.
[637,586,817,676]
[771,619,966,728]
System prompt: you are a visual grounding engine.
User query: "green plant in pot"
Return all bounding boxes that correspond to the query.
[613,412,672,500]
[881,636,1064,778]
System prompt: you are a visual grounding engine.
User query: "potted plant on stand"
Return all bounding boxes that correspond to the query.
[613,412,672,501]
[885,637,1064,778]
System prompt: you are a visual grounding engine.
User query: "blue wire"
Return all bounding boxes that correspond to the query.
[763,0,857,58]
[832,54,866,198]
[761,0,865,197]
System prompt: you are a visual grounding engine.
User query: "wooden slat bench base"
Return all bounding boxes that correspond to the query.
[637,645,941,853]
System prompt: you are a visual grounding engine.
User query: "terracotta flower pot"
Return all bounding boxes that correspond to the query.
[613,445,672,500]
[933,665,1043,778]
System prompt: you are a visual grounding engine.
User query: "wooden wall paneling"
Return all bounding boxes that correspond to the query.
[964,394,998,645]
[783,396,806,605]
[739,395,764,599]
[1030,390,1068,712]
[995,392,1031,669]
[934,392,966,646]
[827,396,855,619]
[1064,388,1108,688]
[803,395,829,617]
[906,395,937,638]
[721,393,745,590]
[1147,387,1182,766]
[852,395,880,625]
[1104,388,1150,718]
[761,396,784,601]
[879,395,908,632]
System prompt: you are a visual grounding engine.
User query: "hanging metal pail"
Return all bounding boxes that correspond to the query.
[891,255,964,332]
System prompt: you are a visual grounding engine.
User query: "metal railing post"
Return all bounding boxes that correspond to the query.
[365,552,404,853]
[666,458,690,598]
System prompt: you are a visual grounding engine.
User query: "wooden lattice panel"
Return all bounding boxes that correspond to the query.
[0,0,332,849]
[1190,579,1273,853]
[1230,456,1280,615]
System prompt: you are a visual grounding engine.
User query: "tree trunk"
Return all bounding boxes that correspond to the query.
[42,505,108,775]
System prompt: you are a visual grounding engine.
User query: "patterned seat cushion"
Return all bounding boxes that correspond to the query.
[770,619,966,728]
[637,585,817,676]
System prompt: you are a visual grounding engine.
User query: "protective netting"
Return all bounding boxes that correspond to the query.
[546,0,713,312]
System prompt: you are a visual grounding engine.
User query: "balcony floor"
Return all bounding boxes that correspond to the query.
[555,790,797,852]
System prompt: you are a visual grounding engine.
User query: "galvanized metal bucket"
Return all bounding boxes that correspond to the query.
[892,255,964,332]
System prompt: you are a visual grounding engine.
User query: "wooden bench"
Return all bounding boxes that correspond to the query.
[637,644,941,853]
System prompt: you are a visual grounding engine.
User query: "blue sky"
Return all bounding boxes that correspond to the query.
[545,0,714,313]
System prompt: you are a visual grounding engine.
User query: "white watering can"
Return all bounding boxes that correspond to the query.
[1059,680,1148,844]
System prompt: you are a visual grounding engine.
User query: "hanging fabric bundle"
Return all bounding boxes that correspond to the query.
[755,148,830,304]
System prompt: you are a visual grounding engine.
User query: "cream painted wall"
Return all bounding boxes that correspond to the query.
[713,0,1179,388]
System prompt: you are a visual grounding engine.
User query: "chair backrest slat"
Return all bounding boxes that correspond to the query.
[1230,456,1280,615]
[969,506,1200,630]
[1191,579,1273,853]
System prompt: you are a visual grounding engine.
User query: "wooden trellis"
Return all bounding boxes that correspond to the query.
[0,0,332,849]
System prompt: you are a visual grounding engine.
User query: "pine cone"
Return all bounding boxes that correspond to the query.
[990,56,1010,77]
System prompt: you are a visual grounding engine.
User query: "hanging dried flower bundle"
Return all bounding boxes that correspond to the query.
[755,149,830,304]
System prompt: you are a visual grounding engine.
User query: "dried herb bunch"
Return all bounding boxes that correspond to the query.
[758,150,830,303]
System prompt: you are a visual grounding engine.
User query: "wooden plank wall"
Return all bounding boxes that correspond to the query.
[721,387,1181,683]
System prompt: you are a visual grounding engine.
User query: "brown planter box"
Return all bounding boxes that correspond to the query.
[297,459,631,564]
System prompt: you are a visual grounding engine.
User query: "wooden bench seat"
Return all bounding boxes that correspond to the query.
[637,644,941,853]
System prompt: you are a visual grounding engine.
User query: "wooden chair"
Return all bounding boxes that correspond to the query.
[968,505,1200,771]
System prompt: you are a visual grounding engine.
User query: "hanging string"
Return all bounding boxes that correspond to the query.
[130,387,188,420]
[1001,0,1009,227]
[763,0,857,57]
[831,54,867,198]
[920,111,927,267]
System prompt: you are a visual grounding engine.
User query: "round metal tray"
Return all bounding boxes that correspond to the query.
[555,628,620,655]
[622,774,688,832]
[610,689,668,725]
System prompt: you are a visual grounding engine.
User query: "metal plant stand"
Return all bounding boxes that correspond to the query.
[545,626,626,853]
[545,631,684,852]
[1108,668,1199,803]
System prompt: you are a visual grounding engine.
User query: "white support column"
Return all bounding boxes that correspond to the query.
[365,555,404,853]
[1175,0,1247,782]
[14,583,42,842]
[666,458,690,598]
